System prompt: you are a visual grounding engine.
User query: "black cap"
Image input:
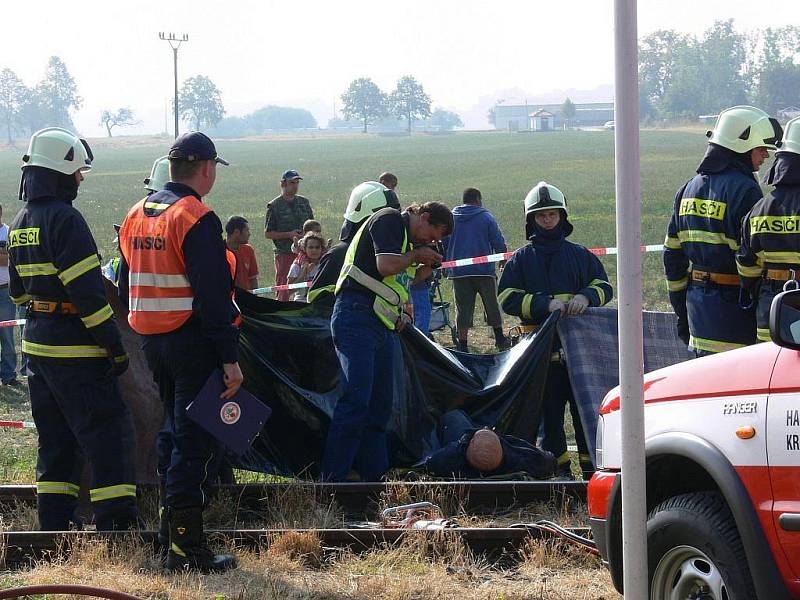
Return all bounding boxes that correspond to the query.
[281,169,302,181]
[168,132,229,165]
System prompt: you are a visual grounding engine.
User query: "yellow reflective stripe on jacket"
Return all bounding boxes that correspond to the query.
[15,262,58,277]
[678,198,727,220]
[10,292,32,305]
[89,483,137,502]
[144,201,172,211]
[307,284,334,303]
[736,262,763,278]
[37,481,80,497]
[80,304,114,329]
[663,235,682,250]
[749,215,800,234]
[587,278,609,305]
[676,230,739,250]
[666,277,688,292]
[755,250,800,264]
[497,287,524,305]
[756,328,771,342]
[22,340,109,359]
[521,294,534,319]
[58,254,100,285]
[689,335,745,354]
[554,293,574,302]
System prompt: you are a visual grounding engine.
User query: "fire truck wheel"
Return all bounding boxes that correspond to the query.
[647,491,756,600]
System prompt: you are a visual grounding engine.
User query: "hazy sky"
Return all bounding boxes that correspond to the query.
[2,0,797,136]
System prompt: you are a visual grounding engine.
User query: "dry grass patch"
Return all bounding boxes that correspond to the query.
[267,530,323,569]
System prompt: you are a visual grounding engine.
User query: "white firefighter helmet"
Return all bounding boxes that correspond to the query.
[524,181,568,217]
[778,116,800,156]
[143,156,170,192]
[343,181,399,223]
[707,106,783,154]
[21,127,93,174]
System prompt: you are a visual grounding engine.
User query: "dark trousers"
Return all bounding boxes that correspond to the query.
[322,291,396,481]
[143,323,223,509]
[29,356,138,530]
[538,362,590,467]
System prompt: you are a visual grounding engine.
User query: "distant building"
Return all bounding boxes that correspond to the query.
[530,109,555,131]
[493,101,615,131]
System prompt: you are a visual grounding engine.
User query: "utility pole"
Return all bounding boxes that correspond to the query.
[158,32,189,139]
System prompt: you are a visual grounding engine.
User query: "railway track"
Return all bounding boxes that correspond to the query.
[0,480,586,514]
[0,525,594,566]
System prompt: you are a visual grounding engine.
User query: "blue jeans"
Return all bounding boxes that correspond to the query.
[0,286,17,383]
[322,291,397,481]
[410,285,432,335]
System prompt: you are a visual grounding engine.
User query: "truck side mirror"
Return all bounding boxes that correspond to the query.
[769,288,800,349]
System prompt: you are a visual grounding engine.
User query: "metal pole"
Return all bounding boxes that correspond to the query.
[613,1,647,598]
[173,47,179,138]
[159,33,188,140]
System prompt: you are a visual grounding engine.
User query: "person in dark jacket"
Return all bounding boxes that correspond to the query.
[498,182,612,479]
[8,127,138,531]
[308,181,399,306]
[664,105,783,355]
[444,187,509,352]
[737,116,800,341]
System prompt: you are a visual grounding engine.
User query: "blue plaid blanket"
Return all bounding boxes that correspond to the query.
[557,307,691,464]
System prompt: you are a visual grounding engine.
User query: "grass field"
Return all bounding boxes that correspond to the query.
[0,130,715,597]
[0,128,718,312]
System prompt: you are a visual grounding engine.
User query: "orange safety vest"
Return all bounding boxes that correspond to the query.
[119,193,238,334]
[226,248,242,328]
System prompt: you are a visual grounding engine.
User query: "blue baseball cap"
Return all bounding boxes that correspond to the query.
[169,132,229,165]
[281,169,302,181]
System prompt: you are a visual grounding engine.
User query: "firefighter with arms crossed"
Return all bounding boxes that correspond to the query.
[118,132,240,573]
[9,128,139,531]
[664,105,782,355]
[498,182,612,479]
[737,116,800,341]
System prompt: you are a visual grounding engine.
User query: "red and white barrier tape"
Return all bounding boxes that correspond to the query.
[0,420,35,429]
[253,243,663,296]
[0,319,25,328]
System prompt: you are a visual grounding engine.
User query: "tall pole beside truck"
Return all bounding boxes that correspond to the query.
[613,1,648,598]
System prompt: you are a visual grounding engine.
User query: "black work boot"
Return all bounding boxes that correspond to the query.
[165,507,237,573]
[555,461,575,481]
[579,458,595,481]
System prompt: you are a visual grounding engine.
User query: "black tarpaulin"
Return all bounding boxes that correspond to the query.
[232,291,557,478]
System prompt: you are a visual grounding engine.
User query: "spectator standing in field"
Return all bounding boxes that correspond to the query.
[445,187,509,352]
[379,172,398,191]
[225,216,259,291]
[288,232,325,302]
[264,169,314,301]
[0,205,20,388]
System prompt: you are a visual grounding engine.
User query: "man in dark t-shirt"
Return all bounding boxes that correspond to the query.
[264,169,314,301]
[321,202,453,481]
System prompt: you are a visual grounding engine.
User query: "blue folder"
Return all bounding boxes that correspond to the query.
[186,369,272,456]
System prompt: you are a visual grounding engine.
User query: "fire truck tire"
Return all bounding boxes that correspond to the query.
[647,491,756,600]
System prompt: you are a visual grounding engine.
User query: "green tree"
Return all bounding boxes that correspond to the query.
[560,97,576,128]
[0,68,25,143]
[389,76,431,133]
[638,29,691,116]
[98,107,138,137]
[17,85,47,136]
[38,56,82,128]
[699,20,748,113]
[341,78,388,133]
[753,26,800,113]
[178,75,225,130]
[429,108,463,131]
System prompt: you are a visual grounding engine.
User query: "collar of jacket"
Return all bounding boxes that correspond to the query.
[764,153,800,186]
[20,166,78,204]
[164,181,202,201]
[696,143,756,177]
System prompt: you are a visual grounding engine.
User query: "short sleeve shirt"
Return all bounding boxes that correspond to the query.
[265,195,314,254]
[338,208,410,297]
[232,244,259,290]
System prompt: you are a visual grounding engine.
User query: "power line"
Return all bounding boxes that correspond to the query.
[158,32,189,139]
